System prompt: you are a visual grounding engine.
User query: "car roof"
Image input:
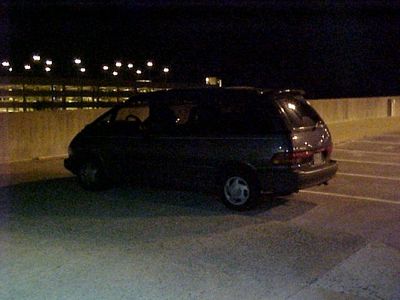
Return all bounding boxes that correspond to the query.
[126,87,305,104]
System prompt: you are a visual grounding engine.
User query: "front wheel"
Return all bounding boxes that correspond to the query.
[221,173,260,210]
[78,160,107,190]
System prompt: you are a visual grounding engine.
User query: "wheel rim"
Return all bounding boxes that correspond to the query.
[80,162,98,186]
[224,176,250,206]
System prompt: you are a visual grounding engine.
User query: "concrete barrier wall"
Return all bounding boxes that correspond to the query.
[309,96,399,123]
[309,96,400,143]
[0,109,107,163]
[0,96,399,163]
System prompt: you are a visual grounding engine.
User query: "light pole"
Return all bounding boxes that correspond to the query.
[1,61,11,75]
[146,61,153,81]
[163,67,170,83]
[136,69,142,82]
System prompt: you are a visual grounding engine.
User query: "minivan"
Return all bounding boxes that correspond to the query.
[65,87,338,210]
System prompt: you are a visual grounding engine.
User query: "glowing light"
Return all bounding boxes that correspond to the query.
[163,67,170,73]
[146,61,153,67]
[102,65,109,71]
[112,71,118,76]
[288,103,296,110]
[136,69,142,75]
[127,63,134,69]
[74,58,82,64]
[115,61,122,68]
[8,67,12,72]
[32,55,41,61]
[1,61,10,67]
[45,60,52,66]
[80,67,86,73]
[45,67,51,72]
[24,64,31,70]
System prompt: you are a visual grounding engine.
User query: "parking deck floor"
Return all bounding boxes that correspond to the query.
[1,133,400,299]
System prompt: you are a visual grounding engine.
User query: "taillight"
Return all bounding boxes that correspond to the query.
[272,150,314,165]
[325,144,333,155]
[272,144,333,166]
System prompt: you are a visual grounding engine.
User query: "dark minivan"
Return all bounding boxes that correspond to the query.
[65,87,337,210]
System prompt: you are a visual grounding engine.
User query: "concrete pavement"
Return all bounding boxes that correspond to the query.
[1,133,400,299]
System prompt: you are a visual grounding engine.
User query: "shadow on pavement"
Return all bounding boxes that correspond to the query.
[0,177,316,221]
[0,177,319,243]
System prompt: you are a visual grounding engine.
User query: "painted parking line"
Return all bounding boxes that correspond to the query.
[337,172,400,181]
[336,159,400,167]
[299,190,400,205]
[334,148,400,157]
[350,140,400,146]
[375,134,400,138]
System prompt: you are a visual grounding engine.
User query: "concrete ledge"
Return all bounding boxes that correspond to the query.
[327,116,400,144]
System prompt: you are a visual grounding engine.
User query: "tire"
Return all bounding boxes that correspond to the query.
[221,171,260,210]
[77,159,107,190]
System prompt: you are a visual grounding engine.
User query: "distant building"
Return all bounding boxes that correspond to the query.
[0,76,195,113]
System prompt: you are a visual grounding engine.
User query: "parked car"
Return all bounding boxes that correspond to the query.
[65,87,337,210]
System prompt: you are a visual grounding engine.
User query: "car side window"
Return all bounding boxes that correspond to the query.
[185,102,221,135]
[107,104,149,136]
[143,103,179,134]
[114,105,149,122]
[142,94,199,136]
[216,93,284,135]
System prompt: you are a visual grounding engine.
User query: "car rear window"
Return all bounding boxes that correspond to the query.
[276,96,322,129]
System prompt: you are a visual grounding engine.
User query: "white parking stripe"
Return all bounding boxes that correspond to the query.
[336,159,400,167]
[378,134,400,138]
[351,140,400,146]
[300,190,400,205]
[337,172,400,181]
[334,148,400,156]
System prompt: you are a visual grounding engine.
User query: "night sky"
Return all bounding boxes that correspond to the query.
[1,1,400,98]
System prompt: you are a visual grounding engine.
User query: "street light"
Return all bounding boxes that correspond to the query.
[45,59,53,66]
[8,67,12,72]
[1,61,10,67]
[74,58,82,65]
[45,66,51,72]
[79,67,86,73]
[146,61,153,81]
[112,71,118,76]
[115,61,122,68]
[24,64,31,70]
[163,67,170,83]
[102,65,109,71]
[136,69,142,75]
[127,63,134,69]
[32,54,41,62]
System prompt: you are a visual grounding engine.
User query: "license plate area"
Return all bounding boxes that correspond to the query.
[313,152,324,166]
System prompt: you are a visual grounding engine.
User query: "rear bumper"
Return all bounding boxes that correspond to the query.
[259,160,338,195]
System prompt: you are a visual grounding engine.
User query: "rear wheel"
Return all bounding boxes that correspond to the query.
[221,172,260,210]
[78,160,107,190]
